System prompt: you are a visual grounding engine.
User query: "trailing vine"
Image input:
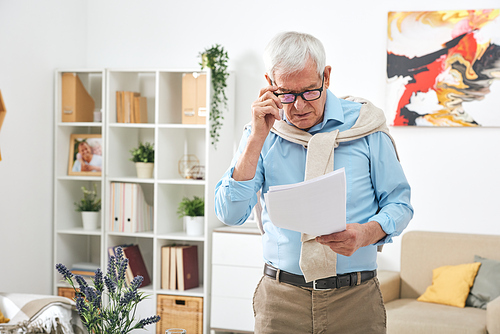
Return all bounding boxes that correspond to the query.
[199,44,229,148]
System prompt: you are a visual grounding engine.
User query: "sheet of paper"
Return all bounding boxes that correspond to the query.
[264,168,346,236]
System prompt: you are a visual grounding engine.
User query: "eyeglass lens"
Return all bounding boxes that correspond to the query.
[279,91,321,103]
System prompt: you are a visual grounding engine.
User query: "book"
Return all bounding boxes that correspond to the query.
[123,244,151,287]
[133,96,148,123]
[116,91,123,123]
[176,245,199,291]
[161,246,171,290]
[70,269,96,277]
[71,262,99,271]
[61,73,95,122]
[70,262,99,277]
[169,246,177,290]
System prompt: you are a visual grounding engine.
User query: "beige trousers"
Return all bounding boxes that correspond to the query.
[253,275,386,334]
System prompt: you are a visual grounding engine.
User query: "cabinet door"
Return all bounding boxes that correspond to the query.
[212,232,263,267]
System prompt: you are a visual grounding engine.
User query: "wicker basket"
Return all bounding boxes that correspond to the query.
[157,295,203,334]
[58,287,77,299]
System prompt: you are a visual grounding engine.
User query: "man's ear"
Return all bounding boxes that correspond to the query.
[265,73,273,86]
[323,66,332,89]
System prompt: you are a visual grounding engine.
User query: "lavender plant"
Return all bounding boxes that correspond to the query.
[56,247,160,334]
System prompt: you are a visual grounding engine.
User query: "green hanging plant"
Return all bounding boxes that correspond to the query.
[199,44,229,148]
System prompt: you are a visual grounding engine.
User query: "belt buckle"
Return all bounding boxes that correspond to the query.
[313,279,334,290]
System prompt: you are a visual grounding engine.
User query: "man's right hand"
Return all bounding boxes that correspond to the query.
[250,85,283,141]
[232,85,283,181]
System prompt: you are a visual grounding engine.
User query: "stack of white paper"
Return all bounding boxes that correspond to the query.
[264,168,346,236]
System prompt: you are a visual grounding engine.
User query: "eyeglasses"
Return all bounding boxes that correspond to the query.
[272,75,324,104]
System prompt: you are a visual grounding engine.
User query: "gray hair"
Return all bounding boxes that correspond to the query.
[263,31,326,81]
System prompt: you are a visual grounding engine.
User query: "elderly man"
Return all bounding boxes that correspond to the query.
[215,31,413,333]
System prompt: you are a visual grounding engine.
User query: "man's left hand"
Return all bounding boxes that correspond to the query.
[315,221,386,256]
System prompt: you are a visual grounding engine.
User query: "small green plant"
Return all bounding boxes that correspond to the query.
[199,44,229,148]
[74,184,101,212]
[56,247,160,334]
[130,142,154,163]
[177,196,204,218]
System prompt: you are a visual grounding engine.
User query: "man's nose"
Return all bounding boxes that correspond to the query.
[294,95,307,110]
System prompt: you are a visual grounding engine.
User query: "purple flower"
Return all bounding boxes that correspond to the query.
[107,256,117,283]
[94,268,104,293]
[138,315,161,328]
[130,276,144,290]
[104,275,116,294]
[75,296,89,314]
[55,263,73,280]
[118,258,129,283]
[75,275,88,291]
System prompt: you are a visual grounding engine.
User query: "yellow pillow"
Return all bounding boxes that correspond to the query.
[0,309,9,323]
[418,262,481,308]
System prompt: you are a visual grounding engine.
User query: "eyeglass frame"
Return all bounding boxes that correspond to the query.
[271,74,325,104]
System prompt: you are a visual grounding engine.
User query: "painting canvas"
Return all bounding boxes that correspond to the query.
[386,9,500,126]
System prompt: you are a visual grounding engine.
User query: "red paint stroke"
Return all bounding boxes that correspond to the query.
[393,56,445,125]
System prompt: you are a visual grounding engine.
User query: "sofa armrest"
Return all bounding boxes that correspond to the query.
[377,270,401,303]
[487,295,500,334]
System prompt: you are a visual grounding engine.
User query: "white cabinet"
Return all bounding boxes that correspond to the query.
[53,68,235,334]
[211,226,263,333]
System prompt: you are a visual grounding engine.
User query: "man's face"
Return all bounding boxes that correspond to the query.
[78,143,92,161]
[271,58,331,130]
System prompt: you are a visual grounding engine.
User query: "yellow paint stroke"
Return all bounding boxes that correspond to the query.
[423,109,478,126]
[388,9,499,41]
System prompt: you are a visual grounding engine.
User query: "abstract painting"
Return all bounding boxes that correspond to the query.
[386,9,500,126]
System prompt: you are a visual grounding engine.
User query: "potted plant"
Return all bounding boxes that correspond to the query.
[56,246,160,334]
[74,184,101,230]
[199,44,229,148]
[177,196,204,236]
[130,141,154,178]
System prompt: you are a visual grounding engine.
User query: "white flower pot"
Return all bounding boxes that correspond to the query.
[135,162,154,178]
[184,216,204,236]
[81,211,100,230]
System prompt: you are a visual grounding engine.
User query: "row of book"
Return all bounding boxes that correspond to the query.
[116,91,148,123]
[109,182,153,233]
[69,244,198,291]
[161,245,199,291]
[109,244,151,288]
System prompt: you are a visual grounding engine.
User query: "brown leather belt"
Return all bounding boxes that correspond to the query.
[264,263,376,290]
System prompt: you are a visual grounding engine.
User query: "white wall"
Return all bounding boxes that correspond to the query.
[1,0,499,293]
[0,1,87,293]
[85,0,500,272]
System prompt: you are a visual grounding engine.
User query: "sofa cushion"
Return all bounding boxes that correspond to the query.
[386,298,487,334]
[467,255,500,309]
[417,262,481,307]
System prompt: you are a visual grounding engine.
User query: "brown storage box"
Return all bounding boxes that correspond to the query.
[182,73,206,125]
[157,294,203,334]
[61,73,95,122]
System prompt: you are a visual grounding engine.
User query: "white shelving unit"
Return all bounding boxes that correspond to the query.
[53,68,235,334]
[53,69,106,292]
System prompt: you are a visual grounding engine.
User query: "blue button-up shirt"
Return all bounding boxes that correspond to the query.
[215,90,413,275]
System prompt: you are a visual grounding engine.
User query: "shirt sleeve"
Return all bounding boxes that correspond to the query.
[214,127,265,226]
[367,131,413,244]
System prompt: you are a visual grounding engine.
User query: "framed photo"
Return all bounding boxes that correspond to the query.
[68,134,103,176]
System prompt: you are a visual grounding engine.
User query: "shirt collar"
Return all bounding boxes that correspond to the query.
[308,89,344,132]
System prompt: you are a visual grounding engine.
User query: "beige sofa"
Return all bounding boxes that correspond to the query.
[378,231,500,334]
